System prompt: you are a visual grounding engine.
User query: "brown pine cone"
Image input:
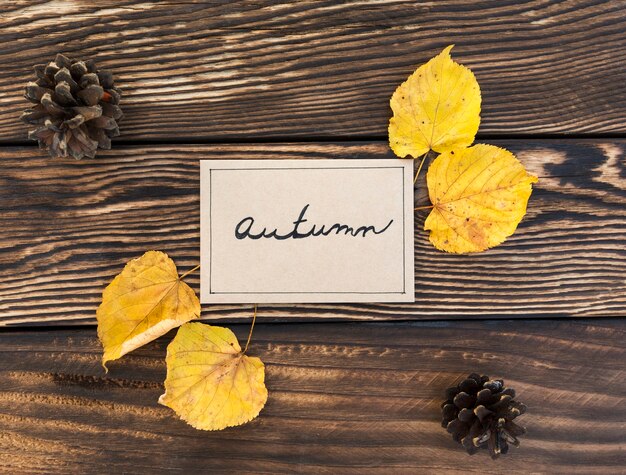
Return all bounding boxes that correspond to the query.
[20,53,122,159]
[441,373,527,458]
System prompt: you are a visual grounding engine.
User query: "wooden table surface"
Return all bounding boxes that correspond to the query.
[1,1,625,473]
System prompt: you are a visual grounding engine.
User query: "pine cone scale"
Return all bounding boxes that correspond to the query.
[453,391,476,408]
[54,82,78,106]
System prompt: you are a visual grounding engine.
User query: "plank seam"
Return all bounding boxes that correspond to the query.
[2,133,626,148]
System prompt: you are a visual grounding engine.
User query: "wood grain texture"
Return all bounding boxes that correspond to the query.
[0,319,624,473]
[1,0,626,141]
[1,140,625,326]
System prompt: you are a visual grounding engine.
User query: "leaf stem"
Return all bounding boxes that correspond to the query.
[413,151,428,185]
[414,150,436,211]
[179,264,200,281]
[243,304,257,354]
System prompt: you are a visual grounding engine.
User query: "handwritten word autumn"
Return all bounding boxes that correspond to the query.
[235,204,394,240]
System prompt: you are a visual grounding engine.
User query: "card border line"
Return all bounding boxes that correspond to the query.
[207,165,409,296]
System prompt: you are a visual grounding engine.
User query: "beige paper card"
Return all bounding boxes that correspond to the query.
[200,159,414,303]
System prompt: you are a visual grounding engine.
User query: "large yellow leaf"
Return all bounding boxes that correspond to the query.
[97,251,200,368]
[159,322,267,431]
[389,45,481,158]
[424,144,538,253]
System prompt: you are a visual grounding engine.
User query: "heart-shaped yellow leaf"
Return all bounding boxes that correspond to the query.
[389,45,481,158]
[159,322,268,431]
[97,251,200,369]
[424,144,538,253]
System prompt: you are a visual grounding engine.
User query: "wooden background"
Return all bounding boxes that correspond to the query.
[0,1,625,473]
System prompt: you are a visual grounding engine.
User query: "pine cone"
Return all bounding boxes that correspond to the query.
[20,53,122,159]
[442,373,527,459]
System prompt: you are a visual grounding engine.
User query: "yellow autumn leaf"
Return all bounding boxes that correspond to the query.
[159,322,268,431]
[389,45,481,158]
[424,144,538,253]
[97,251,200,369]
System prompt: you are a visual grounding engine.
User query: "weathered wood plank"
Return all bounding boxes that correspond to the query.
[0,319,623,473]
[0,140,625,326]
[1,0,626,141]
